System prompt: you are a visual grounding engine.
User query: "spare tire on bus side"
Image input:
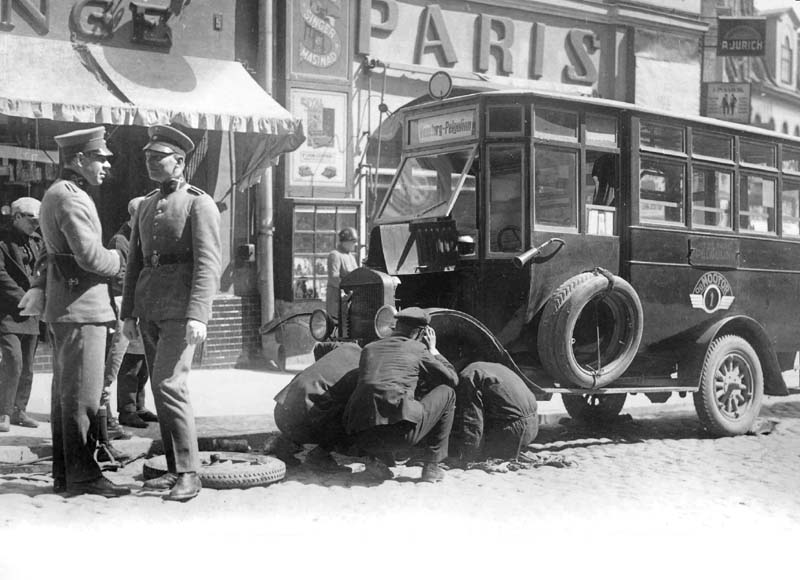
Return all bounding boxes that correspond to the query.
[537,270,643,389]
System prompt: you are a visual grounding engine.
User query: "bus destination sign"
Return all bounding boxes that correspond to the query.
[411,110,476,145]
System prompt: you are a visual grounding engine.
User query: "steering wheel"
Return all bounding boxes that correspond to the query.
[496,225,522,252]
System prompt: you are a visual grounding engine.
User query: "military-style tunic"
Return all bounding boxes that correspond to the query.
[120,178,221,323]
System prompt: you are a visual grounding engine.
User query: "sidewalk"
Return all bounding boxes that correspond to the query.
[0,366,709,465]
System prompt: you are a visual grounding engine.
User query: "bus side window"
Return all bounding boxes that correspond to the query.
[639,158,685,225]
[534,147,578,229]
[451,171,478,255]
[739,174,776,234]
[587,152,617,205]
[488,147,524,253]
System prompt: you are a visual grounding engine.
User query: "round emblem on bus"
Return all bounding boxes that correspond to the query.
[689,271,735,314]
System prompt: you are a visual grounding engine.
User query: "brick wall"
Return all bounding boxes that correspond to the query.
[33,294,263,372]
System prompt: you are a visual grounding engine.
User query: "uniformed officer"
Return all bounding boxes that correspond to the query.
[121,124,221,502]
[31,127,130,497]
[343,307,458,483]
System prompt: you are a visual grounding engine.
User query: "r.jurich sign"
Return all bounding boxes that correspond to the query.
[357,1,603,87]
[717,17,766,57]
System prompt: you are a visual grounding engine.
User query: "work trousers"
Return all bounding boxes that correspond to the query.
[354,385,456,463]
[139,318,199,473]
[0,333,38,416]
[49,323,106,484]
[116,353,148,414]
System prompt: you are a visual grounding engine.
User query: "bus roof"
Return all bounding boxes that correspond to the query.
[401,88,800,146]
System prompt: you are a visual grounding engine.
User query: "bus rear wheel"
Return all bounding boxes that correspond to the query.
[537,271,643,388]
[562,393,627,423]
[693,334,763,436]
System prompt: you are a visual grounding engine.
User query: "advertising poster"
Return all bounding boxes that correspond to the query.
[288,88,348,190]
[703,82,751,123]
[290,0,349,79]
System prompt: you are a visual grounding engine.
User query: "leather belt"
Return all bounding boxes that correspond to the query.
[148,251,193,268]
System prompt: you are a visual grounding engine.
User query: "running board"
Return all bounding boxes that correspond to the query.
[516,366,697,394]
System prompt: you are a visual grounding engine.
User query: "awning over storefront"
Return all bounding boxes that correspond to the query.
[0,34,304,159]
[86,44,301,138]
[0,35,130,124]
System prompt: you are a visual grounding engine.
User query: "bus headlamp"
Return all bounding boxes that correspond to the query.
[374,305,398,339]
[309,309,334,341]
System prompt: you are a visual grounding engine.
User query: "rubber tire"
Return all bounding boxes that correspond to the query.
[143,452,286,489]
[537,271,643,388]
[693,334,764,436]
[562,393,627,423]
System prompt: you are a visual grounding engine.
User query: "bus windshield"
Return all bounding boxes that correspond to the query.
[377,147,477,222]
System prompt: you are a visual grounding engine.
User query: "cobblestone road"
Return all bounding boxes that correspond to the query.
[2,395,799,579]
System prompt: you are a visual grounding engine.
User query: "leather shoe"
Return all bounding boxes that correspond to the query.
[68,476,131,497]
[0,415,9,432]
[137,409,159,422]
[11,408,38,428]
[118,411,148,429]
[363,457,393,481]
[420,462,445,483]
[164,472,202,502]
[143,472,178,490]
[305,446,347,473]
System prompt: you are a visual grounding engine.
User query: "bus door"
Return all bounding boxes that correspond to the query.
[526,108,621,323]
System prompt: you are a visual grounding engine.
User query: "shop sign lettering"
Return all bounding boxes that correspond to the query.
[0,0,50,35]
[299,0,343,68]
[358,0,600,86]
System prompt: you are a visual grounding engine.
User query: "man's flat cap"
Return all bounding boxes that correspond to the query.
[394,307,430,327]
[11,196,41,218]
[54,127,112,158]
[143,124,194,157]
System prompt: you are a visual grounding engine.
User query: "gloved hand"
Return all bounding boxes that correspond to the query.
[185,319,207,345]
[18,288,45,316]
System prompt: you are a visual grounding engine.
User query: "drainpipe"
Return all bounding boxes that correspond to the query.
[258,0,275,327]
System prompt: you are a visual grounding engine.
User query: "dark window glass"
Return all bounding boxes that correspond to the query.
[640,122,684,152]
[692,168,732,230]
[585,115,618,146]
[739,174,776,234]
[692,131,732,160]
[534,147,577,228]
[782,147,800,173]
[488,147,524,252]
[782,180,800,238]
[534,108,577,141]
[639,158,685,224]
[488,106,523,134]
[740,140,776,167]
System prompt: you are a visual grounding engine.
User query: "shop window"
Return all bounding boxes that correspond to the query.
[740,139,776,168]
[692,168,732,230]
[639,158,685,225]
[739,174,776,234]
[534,146,577,230]
[488,146,524,253]
[782,146,800,173]
[640,122,684,153]
[534,108,578,142]
[781,180,800,238]
[692,130,732,160]
[292,205,358,300]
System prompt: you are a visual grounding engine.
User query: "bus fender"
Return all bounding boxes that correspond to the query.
[679,315,788,396]
[425,307,551,400]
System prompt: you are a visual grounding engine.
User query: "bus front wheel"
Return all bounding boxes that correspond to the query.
[562,393,627,423]
[694,334,764,436]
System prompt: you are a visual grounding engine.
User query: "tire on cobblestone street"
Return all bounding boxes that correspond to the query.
[693,334,764,436]
[143,452,286,489]
[562,393,627,422]
[538,271,643,388]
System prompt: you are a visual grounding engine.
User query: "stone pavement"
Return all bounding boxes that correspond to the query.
[2,368,799,580]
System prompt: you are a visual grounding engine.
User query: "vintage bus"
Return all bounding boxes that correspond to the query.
[310,88,800,436]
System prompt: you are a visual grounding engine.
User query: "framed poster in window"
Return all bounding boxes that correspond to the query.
[288,88,349,192]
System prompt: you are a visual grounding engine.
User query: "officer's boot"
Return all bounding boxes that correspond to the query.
[95,406,130,465]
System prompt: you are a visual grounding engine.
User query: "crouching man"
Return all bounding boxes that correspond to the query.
[451,361,539,462]
[273,342,362,472]
[343,308,457,483]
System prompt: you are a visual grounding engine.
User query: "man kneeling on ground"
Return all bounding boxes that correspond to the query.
[450,361,539,463]
[273,342,362,472]
[343,307,457,483]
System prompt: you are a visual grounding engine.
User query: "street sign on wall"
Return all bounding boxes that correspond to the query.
[702,82,751,123]
[717,18,766,56]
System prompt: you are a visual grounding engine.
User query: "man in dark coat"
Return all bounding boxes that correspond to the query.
[0,197,43,432]
[28,127,130,497]
[121,124,221,502]
[451,361,539,462]
[344,307,457,483]
[273,342,362,471]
